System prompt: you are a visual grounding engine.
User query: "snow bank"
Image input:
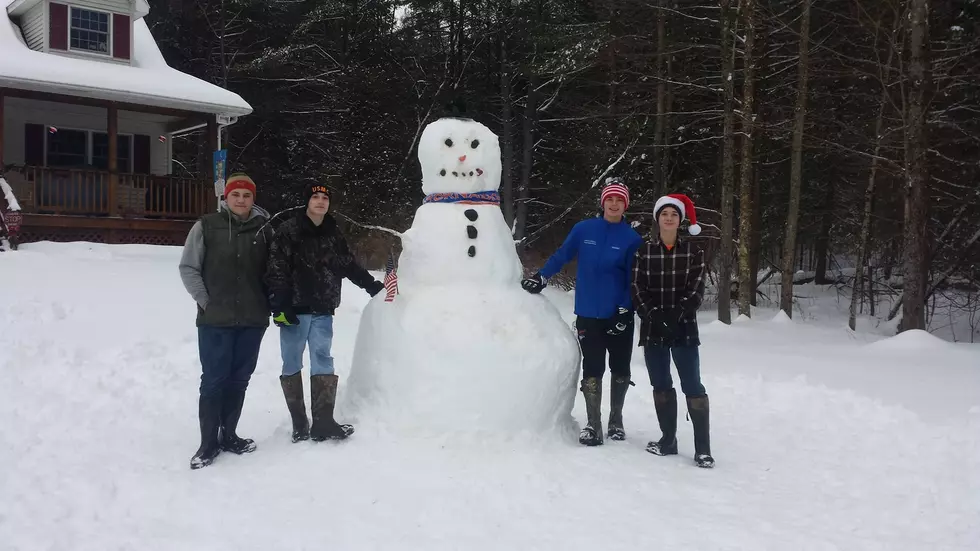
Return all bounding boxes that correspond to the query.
[866,328,953,351]
[1,177,21,211]
[343,285,581,441]
[0,6,250,116]
[2,242,979,550]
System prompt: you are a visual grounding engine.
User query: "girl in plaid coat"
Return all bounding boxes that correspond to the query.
[631,194,714,468]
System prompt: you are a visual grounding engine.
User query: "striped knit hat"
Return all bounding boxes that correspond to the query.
[600,177,630,210]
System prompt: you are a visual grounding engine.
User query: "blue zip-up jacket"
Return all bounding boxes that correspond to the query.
[540,216,644,319]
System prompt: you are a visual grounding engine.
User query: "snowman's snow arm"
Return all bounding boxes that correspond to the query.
[332,211,405,239]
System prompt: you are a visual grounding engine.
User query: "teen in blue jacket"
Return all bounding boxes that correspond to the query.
[522,177,643,446]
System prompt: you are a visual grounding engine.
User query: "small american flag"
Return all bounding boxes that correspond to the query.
[383,250,399,302]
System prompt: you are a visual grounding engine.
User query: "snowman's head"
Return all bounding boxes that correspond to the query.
[418,118,501,195]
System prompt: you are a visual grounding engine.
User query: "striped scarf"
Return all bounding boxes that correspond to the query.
[423,191,501,205]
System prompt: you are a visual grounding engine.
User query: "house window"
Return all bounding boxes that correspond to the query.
[69,7,110,54]
[46,129,88,167]
[45,129,133,172]
[92,133,132,172]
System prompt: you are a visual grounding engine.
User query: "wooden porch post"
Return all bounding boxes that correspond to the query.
[0,88,5,169]
[107,103,118,216]
[207,115,218,212]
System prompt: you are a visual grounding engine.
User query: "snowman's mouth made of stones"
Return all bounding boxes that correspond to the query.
[439,168,484,178]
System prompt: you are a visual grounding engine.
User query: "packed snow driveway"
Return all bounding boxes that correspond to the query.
[1,242,977,550]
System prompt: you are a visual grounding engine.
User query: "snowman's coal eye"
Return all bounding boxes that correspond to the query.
[471,140,480,149]
[445,138,454,147]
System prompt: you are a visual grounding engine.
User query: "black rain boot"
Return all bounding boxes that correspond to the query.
[280,373,310,443]
[309,374,355,441]
[220,389,256,454]
[190,394,223,469]
[646,388,679,456]
[687,394,714,468]
[578,377,604,446]
[607,376,631,440]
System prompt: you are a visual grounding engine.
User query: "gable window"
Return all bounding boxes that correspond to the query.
[69,7,110,54]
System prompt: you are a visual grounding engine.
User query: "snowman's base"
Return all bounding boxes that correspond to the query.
[341,285,582,442]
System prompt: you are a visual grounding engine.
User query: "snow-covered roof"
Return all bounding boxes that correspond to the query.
[1,1,251,117]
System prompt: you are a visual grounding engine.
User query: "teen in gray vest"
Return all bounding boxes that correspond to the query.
[179,173,273,470]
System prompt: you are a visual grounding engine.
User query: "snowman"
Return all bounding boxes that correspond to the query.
[341,117,581,441]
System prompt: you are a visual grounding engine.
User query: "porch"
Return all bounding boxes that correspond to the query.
[4,165,212,218]
[1,87,225,245]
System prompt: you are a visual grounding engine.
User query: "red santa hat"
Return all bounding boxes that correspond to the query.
[654,193,701,236]
[600,178,630,210]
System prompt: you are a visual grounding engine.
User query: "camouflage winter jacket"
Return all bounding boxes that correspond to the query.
[265,212,378,315]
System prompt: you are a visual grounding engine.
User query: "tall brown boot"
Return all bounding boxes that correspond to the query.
[280,373,310,442]
[607,376,631,440]
[645,388,678,456]
[578,377,603,446]
[309,374,354,441]
[687,394,714,468]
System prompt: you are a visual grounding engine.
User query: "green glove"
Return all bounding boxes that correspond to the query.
[273,311,299,327]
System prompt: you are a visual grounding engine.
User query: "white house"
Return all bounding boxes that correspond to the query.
[0,0,252,245]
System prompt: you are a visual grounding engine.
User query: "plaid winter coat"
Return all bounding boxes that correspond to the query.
[631,235,706,347]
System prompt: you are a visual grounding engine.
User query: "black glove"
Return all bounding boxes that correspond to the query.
[679,297,699,319]
[646,306,679,340]
[366,279,385,297]
[272,310,300,327]
[606,307,634,336]
[521,272,546,294]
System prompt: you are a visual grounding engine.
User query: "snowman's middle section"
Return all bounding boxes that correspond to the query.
[397,202,523,288]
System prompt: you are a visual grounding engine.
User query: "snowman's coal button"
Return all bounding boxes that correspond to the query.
[440,169,447,176]
[464,209,478,221]
[467,246,476,257]
[466,225,478,239]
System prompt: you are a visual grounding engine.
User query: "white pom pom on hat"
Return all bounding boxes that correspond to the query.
[654,193,701,235]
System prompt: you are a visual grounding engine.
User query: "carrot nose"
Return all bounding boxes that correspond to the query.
[458,155,467,162]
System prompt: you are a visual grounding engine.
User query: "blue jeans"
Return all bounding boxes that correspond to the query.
[198,326,266,398]
[643,345,706,396]
[279,314,334,376]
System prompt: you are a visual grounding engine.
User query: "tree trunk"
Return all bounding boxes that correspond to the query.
[654,0,668,193]
[779,0,812,318]
[901,0,931,331]
[516,71,537,246]
[717,0,737,324]
[814,182,833,283]
[499,1,514,228]
[849,17,899,331]
[737,0,756,317]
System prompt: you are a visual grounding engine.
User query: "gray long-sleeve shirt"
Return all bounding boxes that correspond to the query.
[179,220,210,309]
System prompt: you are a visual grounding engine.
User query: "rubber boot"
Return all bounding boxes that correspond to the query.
[190,394,223,469]
[645,388,678,456]
[280,372,310,442]
[309,374,355,441]
[219,389,257,454]
[578,377,603,446]
[687,394,714,468]
[607,376,631,440]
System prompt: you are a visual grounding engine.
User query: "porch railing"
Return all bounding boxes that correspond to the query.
[14,166,212,219]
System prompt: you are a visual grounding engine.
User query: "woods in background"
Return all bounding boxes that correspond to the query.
[149,0,980,334]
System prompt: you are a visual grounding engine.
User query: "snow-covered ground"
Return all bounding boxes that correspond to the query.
[1,242,978,550]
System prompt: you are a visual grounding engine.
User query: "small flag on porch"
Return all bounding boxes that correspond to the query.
[158,135,167,142]
[48,126,58,134]
[383,250,399,302]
